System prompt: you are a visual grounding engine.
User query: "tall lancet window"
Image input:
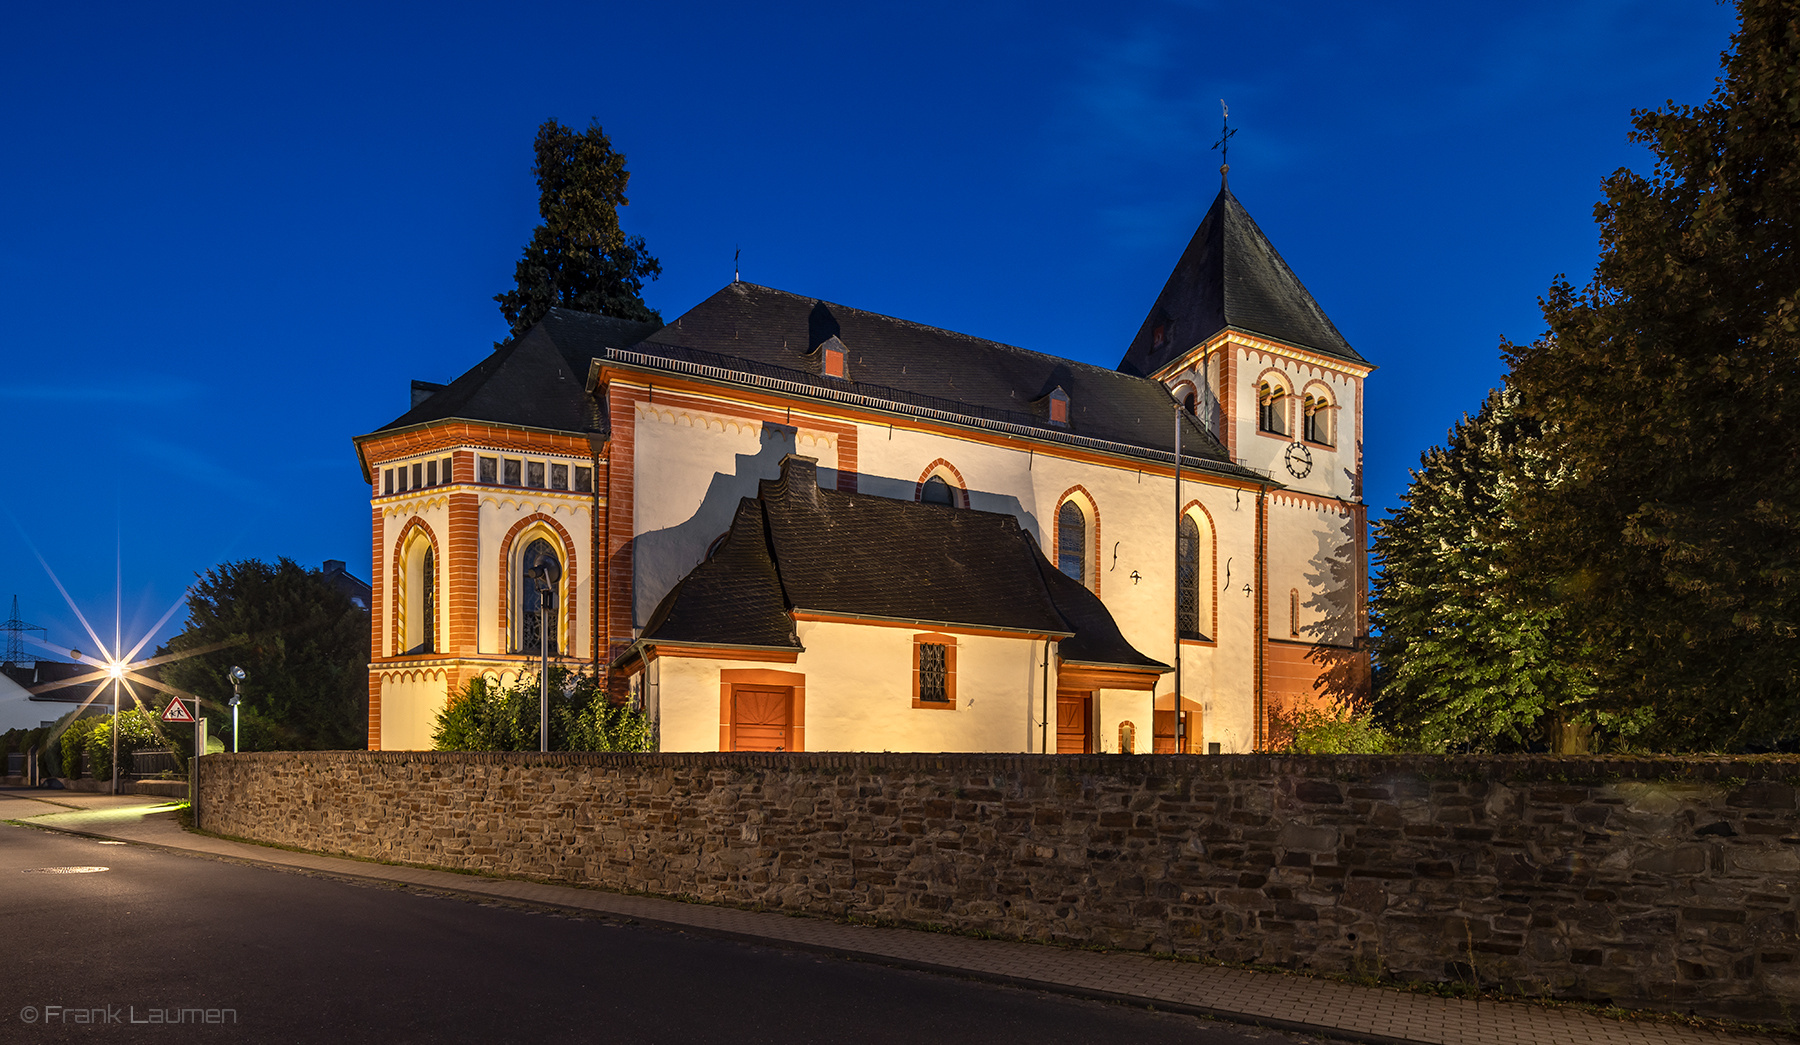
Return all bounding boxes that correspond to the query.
[519,538,560,656]
[1057,502,1086,584]
[1177,516,1201,637]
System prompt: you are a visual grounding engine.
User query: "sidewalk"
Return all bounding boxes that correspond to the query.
[0,789,1783,1045]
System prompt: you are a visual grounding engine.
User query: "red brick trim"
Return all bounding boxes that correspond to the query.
[913,458,970,508]
[497,513,579,658]
[368,505,382,749]
[445,491,479,657]
[357,422,596,482]
[390,517,441,659]
[1053,484,1101,596]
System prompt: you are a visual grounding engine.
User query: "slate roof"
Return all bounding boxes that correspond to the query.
[635,282,1233,466]
[375,311,660,434]
[634,457,1166,672]
[1118,188,1364,377]
[2,660,158,710]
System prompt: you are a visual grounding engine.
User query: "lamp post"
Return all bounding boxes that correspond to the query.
[526,567,552,753]
[228,666,246,753]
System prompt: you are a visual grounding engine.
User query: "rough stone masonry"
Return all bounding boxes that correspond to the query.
[198,751,1800,1022]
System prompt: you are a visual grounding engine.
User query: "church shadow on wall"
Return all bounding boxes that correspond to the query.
[1267,509,1368,749]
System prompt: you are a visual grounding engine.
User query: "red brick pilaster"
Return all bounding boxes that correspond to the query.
[368,503,383,750]
[606,385,642,660]
[446,491,479,656]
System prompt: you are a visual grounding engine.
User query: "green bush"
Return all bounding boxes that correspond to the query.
[1274,703,1399,755]
[434,668,652,752]
[61,716,100,778]
[79,709,166,783]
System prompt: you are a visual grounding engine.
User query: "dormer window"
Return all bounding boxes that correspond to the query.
[1048,387,1070,427]
[1151,320,1170,352]
[819,335,848,380]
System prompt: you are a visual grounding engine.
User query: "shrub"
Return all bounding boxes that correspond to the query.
[79,709,166,783]
[434,668,652,752]
[1274,702,1399,755]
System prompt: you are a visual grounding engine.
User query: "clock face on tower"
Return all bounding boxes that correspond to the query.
[1283,442,1313,479]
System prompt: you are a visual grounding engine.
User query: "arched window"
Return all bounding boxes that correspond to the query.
[518,538,561,655]
[922,475,954,506]
[1182,389,1198,415]
[1258,380,1287,435]
[1303,391,1332,445]
[1177,516,1201,637]
[1057,501,1086,583]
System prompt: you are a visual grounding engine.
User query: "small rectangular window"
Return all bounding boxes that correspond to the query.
[383,469,393,495]
[412,462,424,489]
[550,463,568,490]
[442,456,454,482]
[479,457,498,484]
[426,460,438,487]
[397,466,408,493]
[574,466,593,493]
[526,461,545,488]
[823,347,845,379]
[503,459,521,486]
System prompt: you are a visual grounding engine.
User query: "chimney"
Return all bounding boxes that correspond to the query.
[411,380,446,409]
[779,454,819,505]
[323,559,346,575]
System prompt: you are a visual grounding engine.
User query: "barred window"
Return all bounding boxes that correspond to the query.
[918,643,948,702]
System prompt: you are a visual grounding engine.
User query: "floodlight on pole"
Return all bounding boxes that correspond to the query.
[527,566,552,753]
[229,666,246,753]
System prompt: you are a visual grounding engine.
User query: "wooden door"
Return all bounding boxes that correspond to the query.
[731,686,792,752]
[1056,692,1091,754]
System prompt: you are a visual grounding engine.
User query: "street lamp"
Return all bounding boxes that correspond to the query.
[228,666,246,753]
[525,566,553,753]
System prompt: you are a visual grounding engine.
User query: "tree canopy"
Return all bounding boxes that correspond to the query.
[1371,387,1596,751]
[159,558,369,751]
[494,118,662,339]
[1502,0,1800,750]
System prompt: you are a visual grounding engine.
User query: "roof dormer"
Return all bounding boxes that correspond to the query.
[817,335,849,380]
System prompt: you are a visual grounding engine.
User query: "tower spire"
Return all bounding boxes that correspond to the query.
[1211,99,1236,189]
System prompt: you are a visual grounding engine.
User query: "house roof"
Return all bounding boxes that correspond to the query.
[634,282,1233,466]
[374,310,660,435]
[1,660,158,710]
[1119,187,1365,377]
[634,456,1166,672]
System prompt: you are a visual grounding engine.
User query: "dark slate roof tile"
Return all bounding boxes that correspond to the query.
[640,283,1233,463]
[1120,188,1365,377]
[638,497,799,649]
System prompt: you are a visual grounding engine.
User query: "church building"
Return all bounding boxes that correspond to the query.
[353,185,1372,753]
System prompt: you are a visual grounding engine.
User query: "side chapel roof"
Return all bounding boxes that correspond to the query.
[1118,187,1365,377]
[634,457,1167,672]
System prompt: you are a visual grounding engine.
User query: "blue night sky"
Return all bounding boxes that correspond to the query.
[0,1,1740,661]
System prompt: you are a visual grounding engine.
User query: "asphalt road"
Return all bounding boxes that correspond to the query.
[0,822,1316,1045]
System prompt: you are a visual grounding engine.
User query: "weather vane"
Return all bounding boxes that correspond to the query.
[1212,99,1236,187]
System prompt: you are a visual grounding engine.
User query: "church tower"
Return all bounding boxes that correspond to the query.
[1119,184,1373,744]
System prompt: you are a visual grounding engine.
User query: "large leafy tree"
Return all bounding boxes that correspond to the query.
[1371,387,1595,751]
[1503,0,1800,750]
[159,559,369,751]
[494,118,662,339]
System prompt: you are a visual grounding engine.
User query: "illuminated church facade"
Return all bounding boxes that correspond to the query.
[353,186,1372,753]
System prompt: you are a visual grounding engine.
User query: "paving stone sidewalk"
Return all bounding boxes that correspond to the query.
[0,789,1784,1045]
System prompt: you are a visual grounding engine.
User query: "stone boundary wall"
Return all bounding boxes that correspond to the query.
[197,751,1800,1022]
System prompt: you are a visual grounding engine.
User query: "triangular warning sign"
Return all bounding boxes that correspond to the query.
[161,698,194,723]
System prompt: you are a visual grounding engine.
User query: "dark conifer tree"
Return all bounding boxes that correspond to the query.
[1372,386,1595,751]
[1504,0,1800,749]
[494,118,662,339]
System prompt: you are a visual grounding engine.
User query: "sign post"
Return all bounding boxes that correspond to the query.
[163,697,200,822]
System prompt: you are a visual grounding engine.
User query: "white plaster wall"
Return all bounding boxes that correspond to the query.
[380,673,449,751]
[630,401,841,628]
[853,420,1261,754]
[794,621,1045,752]
[475,489,592,657]
[1094,688,1156,755]
[655,656,725,752]
[1266,499,1359,647]
[376,492,451,660]
[1230,344,1362,502]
